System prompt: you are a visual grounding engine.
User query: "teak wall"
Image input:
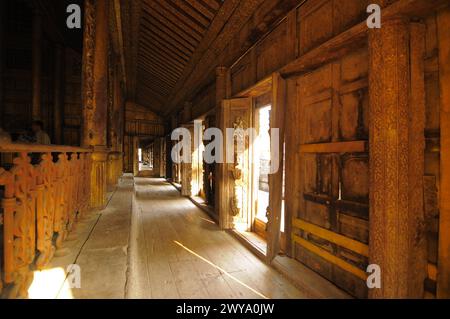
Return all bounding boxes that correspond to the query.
[178,0,449,299]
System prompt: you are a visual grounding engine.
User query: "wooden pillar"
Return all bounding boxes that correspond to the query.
[368,19,427,298]
[53,44,64,144]
[107,54,122,188]
[32,7,43,121]
[215,66,228,227]
[82,0,109,209]
[437,7,450,299]
[132,136,139,177]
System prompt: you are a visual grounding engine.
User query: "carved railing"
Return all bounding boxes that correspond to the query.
[0,143,92,298]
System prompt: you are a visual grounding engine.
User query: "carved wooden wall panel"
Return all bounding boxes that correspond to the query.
[297,0,368,55]
[255,14,296,82]
[288,47,370,298]
[230,51,255,97]
[230,12,296,98]
[218,98,253,230]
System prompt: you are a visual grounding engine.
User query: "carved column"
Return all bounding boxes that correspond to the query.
[437,7,450,299]
[32,7,43,121]
[82,0,109,209]
[107,53,121,188]
[53,44,64,144]
[215,67,228,224]
[368,19,426,298]
[0,0,4,129]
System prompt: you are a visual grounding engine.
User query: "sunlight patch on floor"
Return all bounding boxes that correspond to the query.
[28,267,74,299]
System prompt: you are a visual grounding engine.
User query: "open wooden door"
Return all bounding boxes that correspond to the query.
[218,97,253,230]
[266,73,286,261]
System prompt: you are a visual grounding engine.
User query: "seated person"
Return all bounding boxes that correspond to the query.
[31,120,51,145]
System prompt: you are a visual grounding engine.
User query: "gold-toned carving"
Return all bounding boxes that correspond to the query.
[229,116,248,217]
[0,147,93,298]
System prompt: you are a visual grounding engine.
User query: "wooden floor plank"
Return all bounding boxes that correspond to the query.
[128,177,344,299]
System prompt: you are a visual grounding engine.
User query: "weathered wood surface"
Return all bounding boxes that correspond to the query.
[129,177,326,299]
[280,0,450,78]
[437,7,450,299]
[368,19,426,298]
[266,73,286,262]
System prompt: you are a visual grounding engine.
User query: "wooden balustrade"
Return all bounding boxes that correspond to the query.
[0,143,92,298]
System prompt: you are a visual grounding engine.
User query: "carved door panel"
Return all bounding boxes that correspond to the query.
[219,98,253,230]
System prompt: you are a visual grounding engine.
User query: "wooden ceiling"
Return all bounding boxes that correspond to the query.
[133,0,224,113]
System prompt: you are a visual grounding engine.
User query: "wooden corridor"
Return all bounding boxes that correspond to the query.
[1,0,449,300]
[26,175,348,299]
[127,178,347,299]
